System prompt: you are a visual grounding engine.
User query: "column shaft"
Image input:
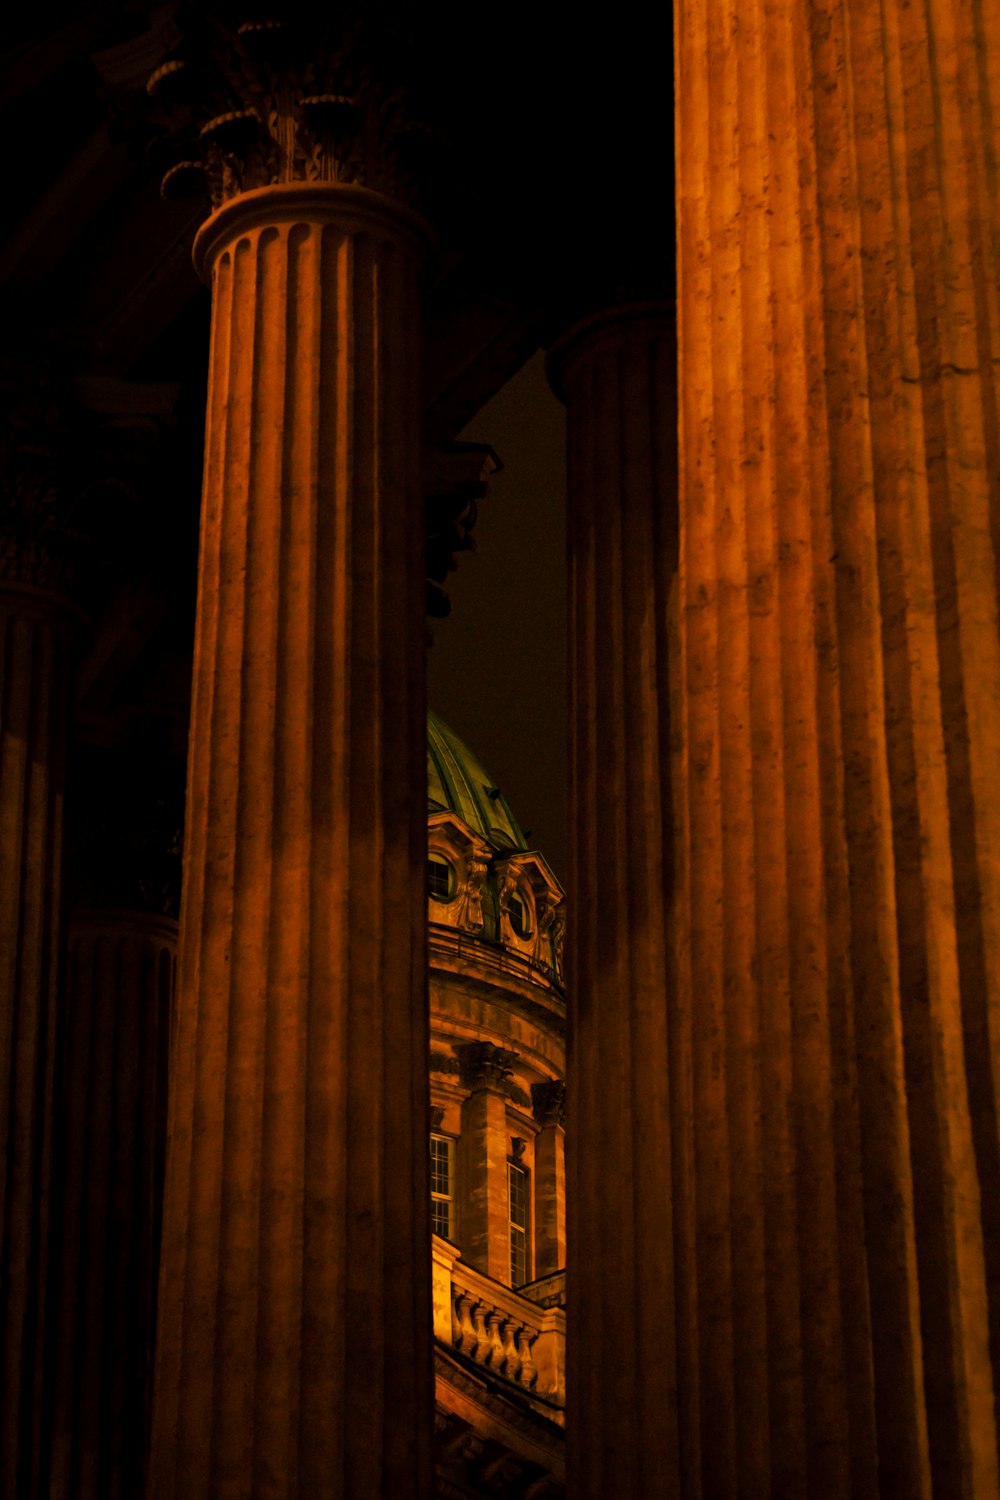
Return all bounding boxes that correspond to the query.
[0,594,73,1500]
[556,312,682,1500]
[459,1088,511,1284]
[46,914,175,1500]
[533,1124,565,1277]
[148,186,431,1500]
[674,0,1000,1489]
[558,0,1000,1492]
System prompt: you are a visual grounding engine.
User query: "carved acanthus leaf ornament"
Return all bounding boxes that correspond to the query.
[147,13,449,214]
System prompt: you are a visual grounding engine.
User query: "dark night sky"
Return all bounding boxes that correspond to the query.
[427,352,568,886]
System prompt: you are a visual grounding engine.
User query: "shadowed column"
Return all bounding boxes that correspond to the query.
[555,0,1000,1491]
[531,1081,566,1278]
[146,181,432,1500]
[549,307,681,1500]
[45,742,180,1500]
[0,584,74,1500]
[49,914,175,1500]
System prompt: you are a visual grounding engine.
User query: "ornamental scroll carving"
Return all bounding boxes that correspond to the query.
[457,853,490,934]
[532,1080,567,1131]
[494,861,520,937]
[457,1042,519,1093]
[548,908,566,982]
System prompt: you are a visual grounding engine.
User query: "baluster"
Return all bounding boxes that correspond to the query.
[450,1286,463,1349]
[472,1303,492,1364]
[455,1293,476,1355]
[500,1320,522,1383]
[485,1310,504,1369]
[516,1327,537,1389]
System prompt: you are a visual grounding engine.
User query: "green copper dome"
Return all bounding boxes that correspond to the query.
[427,710,527,852]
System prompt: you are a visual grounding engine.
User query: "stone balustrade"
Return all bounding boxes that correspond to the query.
[518,1270,566,1311]
[432,1237,566,1413]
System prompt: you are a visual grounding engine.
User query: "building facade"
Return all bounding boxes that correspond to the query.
[425,712,567,1498]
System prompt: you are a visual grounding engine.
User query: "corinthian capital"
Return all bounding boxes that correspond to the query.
[532,1080,566,1130]
[457,1042,519,1094]
[146,13,447,215]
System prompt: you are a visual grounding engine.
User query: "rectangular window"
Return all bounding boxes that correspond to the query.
[508,1161,529,1286]
[431,1133,454,1240]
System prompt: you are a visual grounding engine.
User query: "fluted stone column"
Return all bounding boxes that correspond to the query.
[146,34,433,1495]
[0,555,77,1500]
[549,306,680,1500]
[458,1044,517,1284]
[47,912,175,1500]
[555,0,1000,1492]
[532,1081,566,1277]
[44,743,180,1500]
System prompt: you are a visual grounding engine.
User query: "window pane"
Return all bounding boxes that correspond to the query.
[431,1133,453,1241]
[509,893,531,937]
[511,1225,527,1286]
[509,1163,527,1229]
[428,856,454,901]
[431,1136,450,1195]
[508,1163,528,1284]
[432,1198,451,1239]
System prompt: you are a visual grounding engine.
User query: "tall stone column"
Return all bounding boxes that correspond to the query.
[531,1081,566,1277]
[549,306,680,1500]
[48,913,175,1500]
[44,742,180,1500]
[146,22,433,1500]
[555,0,1000,1492]
[458,1044,516,1284]
[0,419,80,1500]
